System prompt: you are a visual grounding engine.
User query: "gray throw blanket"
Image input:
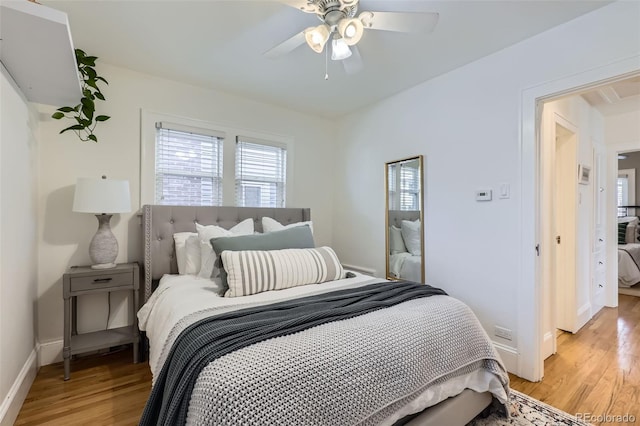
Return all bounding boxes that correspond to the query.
[140,281,448,425]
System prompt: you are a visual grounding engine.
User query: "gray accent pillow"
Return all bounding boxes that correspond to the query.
[211,225,315,292]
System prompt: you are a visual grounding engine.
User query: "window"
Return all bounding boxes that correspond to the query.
[388,163,419,211]
[155,123,223,206]
[235,138,286,208]
[618,168,636,217]
[400,165,419,211]
[141,111,291,207]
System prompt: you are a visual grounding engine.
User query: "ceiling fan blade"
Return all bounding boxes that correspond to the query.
[342,45,364,75]
[275,0,320,13]
[360,11,439,33]
[264,31,306,59]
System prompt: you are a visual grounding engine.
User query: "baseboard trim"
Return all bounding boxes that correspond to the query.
[341,264,376,276]
[0,349,37,426]
[492,341,518,374]
[542,331,554,359]
[576,302,592,332]
[37,339,63,367]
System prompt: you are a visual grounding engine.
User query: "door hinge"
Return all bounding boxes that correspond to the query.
[556,235,561,244]
[535,244,540,256]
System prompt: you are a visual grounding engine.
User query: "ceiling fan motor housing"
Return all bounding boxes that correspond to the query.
[313,0,358,25]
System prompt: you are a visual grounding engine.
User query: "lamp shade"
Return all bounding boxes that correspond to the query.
[304,24,330,53]
[338,18,364,45]
[73,177,131,214]
[331,38,352,61]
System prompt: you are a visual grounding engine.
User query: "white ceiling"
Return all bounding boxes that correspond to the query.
[581,75,640,116]
[42,0,613,118]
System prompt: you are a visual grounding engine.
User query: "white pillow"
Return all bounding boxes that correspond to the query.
[184,235,201,274]
[196,219,254,280]
[173,232,198,275]
[401,219,421,256]
[262,217,314,234]
[389,225,407,255]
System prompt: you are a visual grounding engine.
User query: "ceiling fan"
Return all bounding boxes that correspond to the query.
[265,0,439,74]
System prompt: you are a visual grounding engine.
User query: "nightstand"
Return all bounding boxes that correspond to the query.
[63,262,140,380]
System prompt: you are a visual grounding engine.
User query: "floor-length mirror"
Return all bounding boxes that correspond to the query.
[385,155,424,282]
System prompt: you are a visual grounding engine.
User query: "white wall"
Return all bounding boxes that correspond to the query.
[0,67,38,424]
[605,109,640,146]
[36,63,338,362]
[332,0,639,374]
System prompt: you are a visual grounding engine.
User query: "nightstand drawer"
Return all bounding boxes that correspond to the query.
[70,271,133,292]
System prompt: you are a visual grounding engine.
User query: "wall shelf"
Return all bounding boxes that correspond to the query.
[0,0,82,106]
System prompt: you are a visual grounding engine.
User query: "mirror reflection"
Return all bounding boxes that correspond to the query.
[385,156,424,282]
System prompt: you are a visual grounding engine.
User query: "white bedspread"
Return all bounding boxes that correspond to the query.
[618,244,640,287]
[389,252,422,282]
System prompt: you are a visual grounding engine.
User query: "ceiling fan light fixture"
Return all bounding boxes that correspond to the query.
[338,18,364,45]
[304,24,331,53]
[331,37,352,61]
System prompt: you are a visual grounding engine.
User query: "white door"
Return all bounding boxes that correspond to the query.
[554,122,577,333]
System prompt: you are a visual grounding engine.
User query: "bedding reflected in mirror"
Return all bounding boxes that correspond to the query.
[385,156,424,283]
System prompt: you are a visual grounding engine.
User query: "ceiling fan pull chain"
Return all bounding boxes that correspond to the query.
[324,43,329,80]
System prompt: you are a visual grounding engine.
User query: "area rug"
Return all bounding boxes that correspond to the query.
[468,389,592,426]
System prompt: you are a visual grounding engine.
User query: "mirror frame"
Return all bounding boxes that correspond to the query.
[385,155,425,282]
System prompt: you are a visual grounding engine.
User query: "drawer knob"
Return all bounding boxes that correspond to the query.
[93,278,113,284]
[599,261,604,265]
[598,239,603,242]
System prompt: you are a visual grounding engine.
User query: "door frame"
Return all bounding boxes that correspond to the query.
[518,55,640,382]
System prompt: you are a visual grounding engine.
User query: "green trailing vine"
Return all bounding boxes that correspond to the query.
[51,49,110,142]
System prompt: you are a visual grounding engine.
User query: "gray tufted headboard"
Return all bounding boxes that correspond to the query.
[387,210,421,227]
[142,205,311,303]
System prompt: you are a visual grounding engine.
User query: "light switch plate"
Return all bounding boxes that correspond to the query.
[499,183,510,199]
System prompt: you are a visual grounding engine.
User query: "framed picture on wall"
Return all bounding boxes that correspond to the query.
[578,164,591,185]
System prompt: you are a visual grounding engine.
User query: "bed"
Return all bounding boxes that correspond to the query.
[138,205,509,426]
[618,217,640,292]
[387,210,422,282]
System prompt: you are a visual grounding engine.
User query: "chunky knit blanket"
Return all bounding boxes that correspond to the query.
[140,281,509,426]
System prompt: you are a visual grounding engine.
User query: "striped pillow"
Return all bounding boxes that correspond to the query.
[221,247,344,297]
[619,222,628,245]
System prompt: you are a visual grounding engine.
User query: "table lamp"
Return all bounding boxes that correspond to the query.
[73,176,131,269]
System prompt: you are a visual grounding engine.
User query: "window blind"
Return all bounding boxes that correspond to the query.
[155,124,223,206]
[235,138,286,208]
[400,165,419,211]
[618,176,629,217]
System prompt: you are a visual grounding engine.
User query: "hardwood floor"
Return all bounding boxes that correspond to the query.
[15,348,151,426]
[16,295,640,425]
[510,294,640,425]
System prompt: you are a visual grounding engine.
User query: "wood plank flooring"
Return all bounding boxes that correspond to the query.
[16,295,640,425]
[510,294,640,425]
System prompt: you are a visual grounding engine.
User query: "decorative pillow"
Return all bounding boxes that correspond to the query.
[389,225,407,255]
[401,219,421,256]
[619,222,628,245]
[173,232,198,275]
[262,216,314,234]
[222,246,344,297]
[211,225,315,291]
[196,219,254,280]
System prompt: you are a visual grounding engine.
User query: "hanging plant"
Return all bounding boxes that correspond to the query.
[51,49,110,142]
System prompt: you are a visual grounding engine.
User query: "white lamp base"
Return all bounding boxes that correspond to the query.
[91,262,117,270]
